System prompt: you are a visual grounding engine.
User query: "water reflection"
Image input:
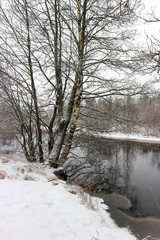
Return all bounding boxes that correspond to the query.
[73,135,160,238]
[75,135,160,218]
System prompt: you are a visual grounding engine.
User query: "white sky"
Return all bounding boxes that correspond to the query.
[128,0,160,88]
[140,0,160,40]
[143,0,160,14]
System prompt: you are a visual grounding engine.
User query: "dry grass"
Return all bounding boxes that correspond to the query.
[0,170,6,179]
[16,166,25,173]
[24,175,35,181]
[52,182,59,186]
[0,154,12,164]
[143,236,160,240]
[48,176,58,182]
[68,184,97,211]
[68,190,77,195]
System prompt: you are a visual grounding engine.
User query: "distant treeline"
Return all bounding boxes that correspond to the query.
[79,93,160,136]
[1,93,160,144]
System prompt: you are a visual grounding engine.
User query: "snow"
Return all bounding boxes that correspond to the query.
[84,129,160,144]
[99,132,160,143]
[0,154,136,240]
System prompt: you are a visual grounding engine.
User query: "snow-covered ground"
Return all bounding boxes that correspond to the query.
[0,154,136,240]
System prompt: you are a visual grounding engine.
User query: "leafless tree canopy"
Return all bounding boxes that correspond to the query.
[0,0,144,166]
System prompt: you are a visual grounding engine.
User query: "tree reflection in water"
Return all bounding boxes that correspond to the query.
[72,135,160,218]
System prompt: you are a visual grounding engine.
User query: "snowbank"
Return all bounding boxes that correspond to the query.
[84,129,160,144]
[0,154,136,240]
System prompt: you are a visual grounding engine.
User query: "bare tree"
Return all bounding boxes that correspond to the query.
[0,64,39,161]
[0,0,143,166]
[0,70,16,146]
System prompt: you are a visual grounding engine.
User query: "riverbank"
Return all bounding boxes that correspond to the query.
[0,154,136,240]
[83,130,160,144]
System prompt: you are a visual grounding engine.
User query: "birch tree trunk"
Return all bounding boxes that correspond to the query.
[59,0,87,166]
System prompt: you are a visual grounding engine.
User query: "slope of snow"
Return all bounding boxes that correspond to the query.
[0,154,136,240]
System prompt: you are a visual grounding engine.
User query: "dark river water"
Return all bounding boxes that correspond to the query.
[74,134,160,239]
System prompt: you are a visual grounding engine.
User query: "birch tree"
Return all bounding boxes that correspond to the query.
[0,0,142,166]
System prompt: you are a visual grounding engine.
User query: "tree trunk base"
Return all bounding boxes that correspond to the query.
[49,161,59,168]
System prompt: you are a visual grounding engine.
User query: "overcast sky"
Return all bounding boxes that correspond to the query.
[141,0,160,40]
[135,0,160,86]
[143,0,160,12]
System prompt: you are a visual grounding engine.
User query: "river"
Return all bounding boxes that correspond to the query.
[73,134,160,239]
